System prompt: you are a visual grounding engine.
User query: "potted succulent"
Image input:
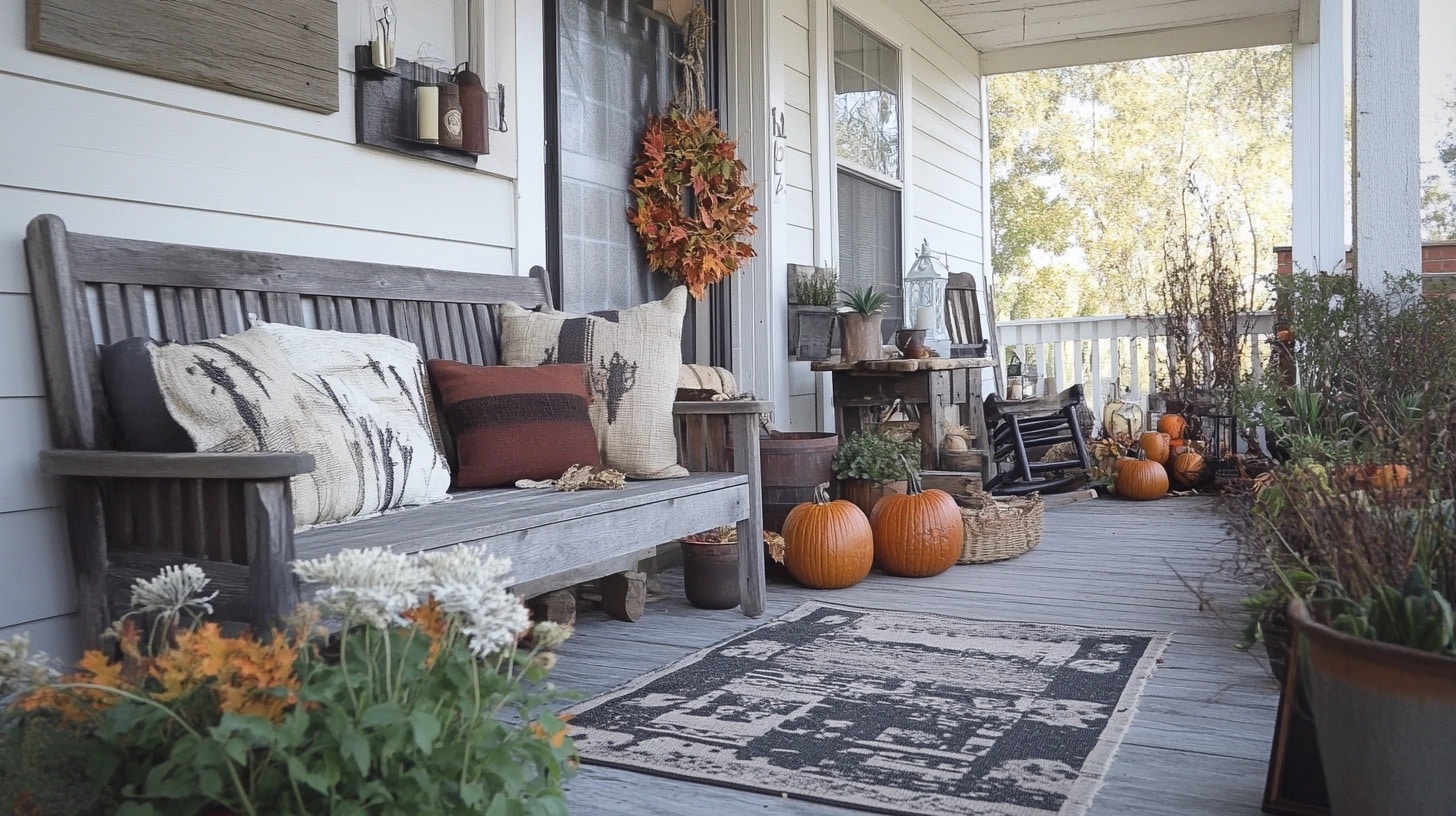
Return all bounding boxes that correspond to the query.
[831,428,920,516]
[838,285,889,363]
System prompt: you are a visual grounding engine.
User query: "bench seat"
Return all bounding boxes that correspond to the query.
[24,213,766,643]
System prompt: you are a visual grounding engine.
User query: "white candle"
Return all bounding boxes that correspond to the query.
[416,85,440,143]
[914,306,936,331]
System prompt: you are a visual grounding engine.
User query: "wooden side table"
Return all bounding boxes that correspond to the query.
[810,357,995,476]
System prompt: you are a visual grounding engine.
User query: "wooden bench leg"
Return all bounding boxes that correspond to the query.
[527,589,577,627]
[600,571,646,622]
[243,480,298,632]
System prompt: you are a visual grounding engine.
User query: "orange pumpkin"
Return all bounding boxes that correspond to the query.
[1139,431,1172,465]
[782,483,874,589]
[1369,464,1410,490]
[1171,451,1207,487]
[869,468,961,578]
[1116,452,1169,500]
[1157,414,1188,440]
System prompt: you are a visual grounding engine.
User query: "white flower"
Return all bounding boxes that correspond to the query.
[293,548,430,629]
[0,634,56,700]
[421,548,529,658]
[130,564,218,619]
[531,621,573,650]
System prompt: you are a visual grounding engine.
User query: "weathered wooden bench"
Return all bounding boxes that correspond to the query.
[24,214,766,644]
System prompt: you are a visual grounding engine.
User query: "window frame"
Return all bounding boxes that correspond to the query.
[830,8,904,187]
[830,7,908,334]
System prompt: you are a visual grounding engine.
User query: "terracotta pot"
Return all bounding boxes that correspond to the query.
[1290,600,1456,815]
[837,478,906,518]
[681,541,740,610]
[839,311,885,363]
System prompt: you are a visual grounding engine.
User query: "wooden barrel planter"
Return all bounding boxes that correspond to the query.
[759,432,839,533]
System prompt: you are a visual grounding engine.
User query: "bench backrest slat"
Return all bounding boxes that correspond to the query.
[25,214,551,456]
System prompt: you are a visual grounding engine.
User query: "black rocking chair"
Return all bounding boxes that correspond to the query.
[983,385,1092,496]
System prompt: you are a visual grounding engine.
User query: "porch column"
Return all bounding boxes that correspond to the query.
[1351,0,1421,291]
[723,0,781,412]
[1291,0,1346,276]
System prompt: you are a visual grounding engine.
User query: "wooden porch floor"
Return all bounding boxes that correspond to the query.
[551,496,1279,815]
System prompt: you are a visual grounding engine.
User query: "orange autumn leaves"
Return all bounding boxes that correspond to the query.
[22,620,302,723]
[629,108,758,300]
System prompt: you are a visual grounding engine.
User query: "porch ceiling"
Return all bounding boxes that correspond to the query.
[925,0,1309,75]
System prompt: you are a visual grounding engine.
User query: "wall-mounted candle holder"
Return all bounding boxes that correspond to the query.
[353,46,488,169]
[364,1,396,70]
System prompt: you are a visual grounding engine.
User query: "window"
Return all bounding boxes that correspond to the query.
[834,12,902,337]
[833,13,899,179]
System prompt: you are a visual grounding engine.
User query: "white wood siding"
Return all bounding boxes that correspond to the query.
[763,0,987,432]
[776,0,820,426]
[0,0,534,659]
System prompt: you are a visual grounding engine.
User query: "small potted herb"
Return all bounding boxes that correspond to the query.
[788,265,839,360]
[832,428,920,515]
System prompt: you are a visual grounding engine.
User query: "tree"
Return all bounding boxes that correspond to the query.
[1423,88,1456,240]
[988,47,1293,318]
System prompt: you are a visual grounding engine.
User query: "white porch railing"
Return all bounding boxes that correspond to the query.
[994,311,1277,414]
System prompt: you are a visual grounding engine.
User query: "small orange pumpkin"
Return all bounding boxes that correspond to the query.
[1139,431,1172,465]
[1116,452,1169,500]
[1369,464,1410,490]
[782,482,874,589]
[1157,414,1188,440]
[869,466,961,578]
[1171,451,1207,487]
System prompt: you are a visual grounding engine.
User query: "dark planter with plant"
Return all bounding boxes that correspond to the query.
[838,286,889,363]
[1225,272,1456,816]
[788,265,838,360]
[1289,567,1456,816]
[680,528,742,610]
[831,428,920,516]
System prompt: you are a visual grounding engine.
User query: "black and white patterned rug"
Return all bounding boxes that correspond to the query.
[565,601,1170,816]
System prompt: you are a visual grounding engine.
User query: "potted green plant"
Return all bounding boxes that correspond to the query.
[838,285,889,363]
[0,552,576,815]
[1224,272,1456,816]
[788,265,838,360]
[831,428,920,516]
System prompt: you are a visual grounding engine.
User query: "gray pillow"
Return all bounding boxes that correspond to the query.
[98,337,194,452]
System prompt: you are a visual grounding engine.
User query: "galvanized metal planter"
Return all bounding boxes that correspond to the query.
[1290,601,1456,816]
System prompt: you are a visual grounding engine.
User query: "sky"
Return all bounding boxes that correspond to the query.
[1419,0,1455,173]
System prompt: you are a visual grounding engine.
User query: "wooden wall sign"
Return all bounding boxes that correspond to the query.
[27,0,339,114]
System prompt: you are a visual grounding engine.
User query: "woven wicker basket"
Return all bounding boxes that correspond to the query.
[955,493,1044,564]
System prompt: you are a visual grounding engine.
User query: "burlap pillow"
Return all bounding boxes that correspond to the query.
[151,324,452,529]
[499,288,688,479]
[251,321,453,524]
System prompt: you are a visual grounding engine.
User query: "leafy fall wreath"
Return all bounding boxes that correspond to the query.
[628,108,758,300]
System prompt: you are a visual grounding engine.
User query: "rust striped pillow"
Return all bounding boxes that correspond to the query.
[426,360,601,488]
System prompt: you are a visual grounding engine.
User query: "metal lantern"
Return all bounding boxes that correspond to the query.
[905,239,949,341]
[1203,413,1239,472]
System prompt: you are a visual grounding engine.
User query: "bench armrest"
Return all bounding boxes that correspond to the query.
[40,450,316,480]
[673,399,772,416]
